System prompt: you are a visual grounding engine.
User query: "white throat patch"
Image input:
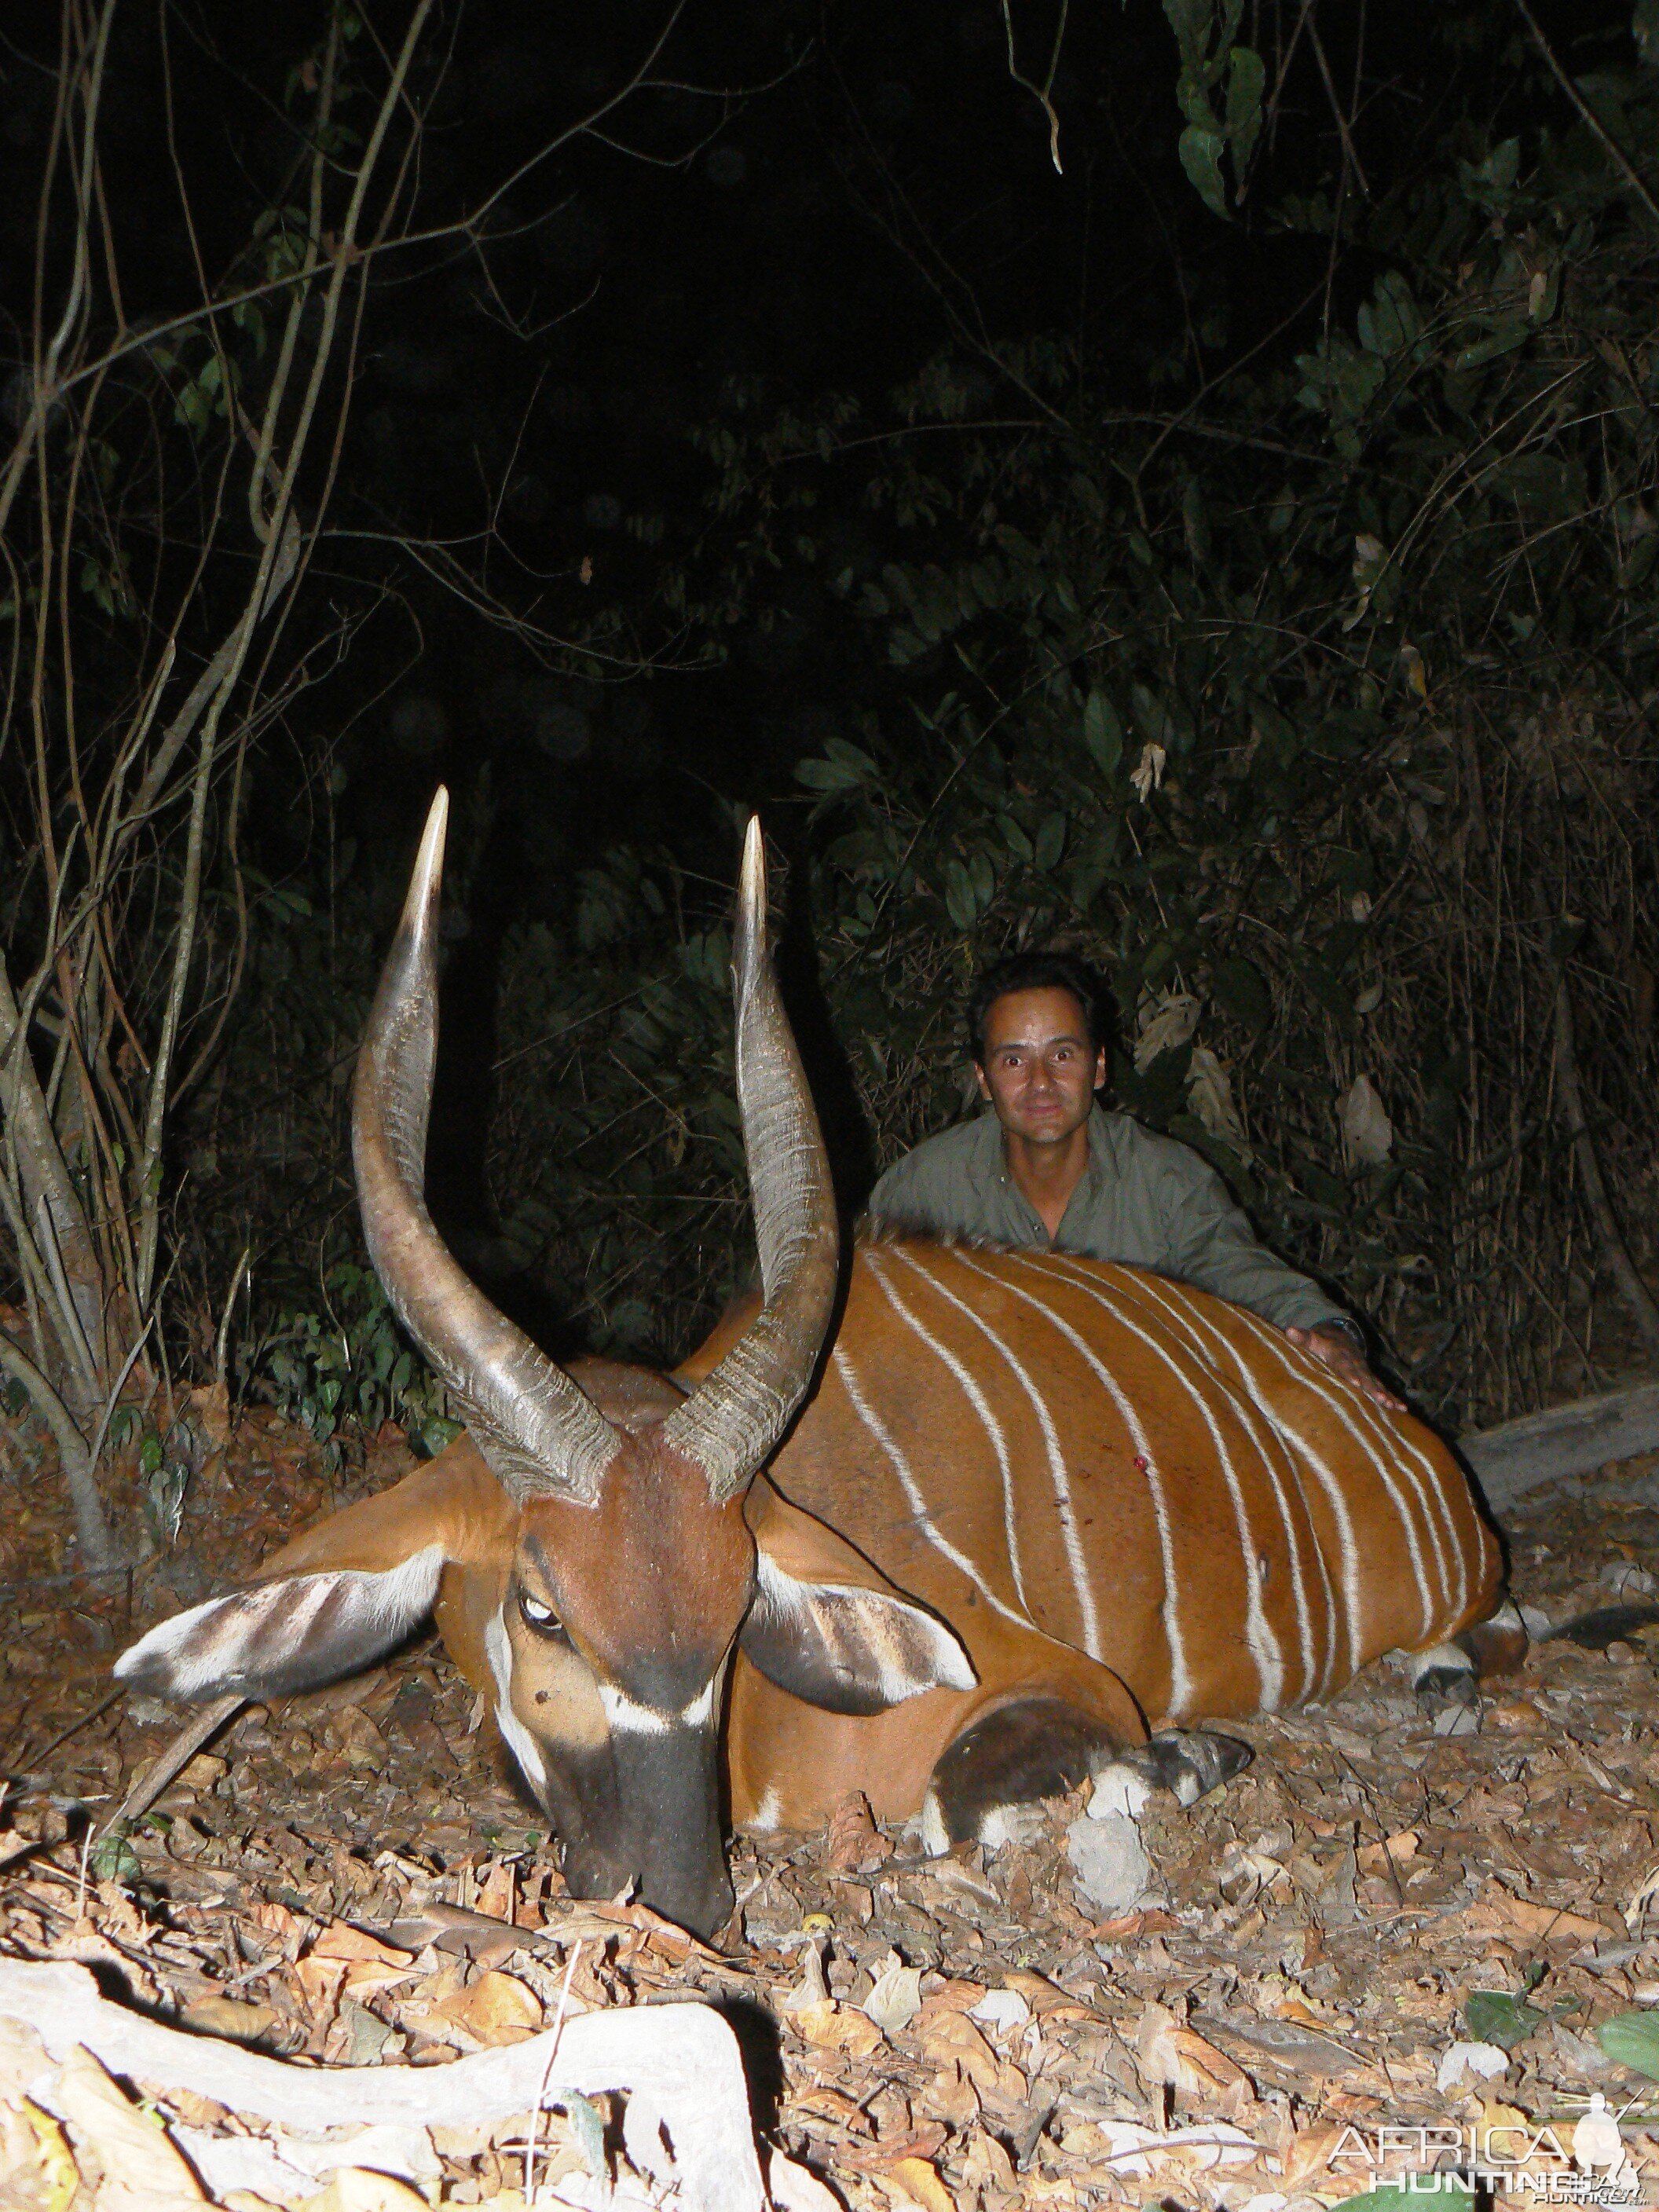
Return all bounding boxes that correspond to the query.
[484,1607,546,1789]
[598,1672,723,1736]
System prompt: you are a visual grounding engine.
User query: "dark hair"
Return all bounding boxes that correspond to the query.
[966,950,1109,1066]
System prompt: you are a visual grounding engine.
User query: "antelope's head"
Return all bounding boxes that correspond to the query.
[119,795,972,1936]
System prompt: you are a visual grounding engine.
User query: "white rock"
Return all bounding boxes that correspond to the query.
[1066,1811,1154,1916]
[1088,1763,1153,1821]
[767,2148,844,2210]
[1599,1562,1656,1597]
[1433,1702,1480,1737]
[1520,1604,1553,1639]
[1437,2040,1510,2093]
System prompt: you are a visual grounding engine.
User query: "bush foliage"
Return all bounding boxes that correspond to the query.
[468,9,1659,1429]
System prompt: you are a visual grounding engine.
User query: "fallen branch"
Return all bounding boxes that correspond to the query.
[1,1958,766,2212]
[105,1692,246,1830]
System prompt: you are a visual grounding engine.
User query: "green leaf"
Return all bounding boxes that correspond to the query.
[1485,452,1586,522]
[1224,46,1265,178]
[1210,954,1271,1031]
[1177,125,1231,221]
[1130,683,1171,745]
[944,859,978,932]
[1464,1990,1547,2050]
[1599,2009,1659,2076]
[1082,689,1123,777]
[1034,814,1067,872]
[1458,137,1521,216]
[1455,321,1529,371]
[90,1824,141,1887]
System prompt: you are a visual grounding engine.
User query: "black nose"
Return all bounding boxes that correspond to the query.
[562,1843,734,1940]
[640,1860,735,1943]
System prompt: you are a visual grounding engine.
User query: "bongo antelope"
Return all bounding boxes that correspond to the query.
[118,793,1518,1937]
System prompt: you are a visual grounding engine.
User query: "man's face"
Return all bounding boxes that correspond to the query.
[975,987,1106,1145]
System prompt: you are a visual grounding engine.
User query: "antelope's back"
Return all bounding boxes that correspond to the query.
[768,1237,1502,1725]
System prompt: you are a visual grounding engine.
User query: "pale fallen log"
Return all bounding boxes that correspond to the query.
[0,1960,764,2212]
[1459,1381,1659,1511]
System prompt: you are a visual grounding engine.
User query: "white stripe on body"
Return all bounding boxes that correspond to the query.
[863,1250,1032,1618]
[1092,1262,1336,1700]
[830,1345,1035,1633]
[948,1251,1192,1716]
[1158,1281,1440,1648]
[1320,1345,1468,1624]
[1029,1254,1285,1710]
[1125,1273,1367,1676]
[884,1245,1101,1655]
[1185,1291,1451,1646]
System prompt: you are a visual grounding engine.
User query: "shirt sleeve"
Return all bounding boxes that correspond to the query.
[1155,1146,1353,1335]
[867,1143,951,1233]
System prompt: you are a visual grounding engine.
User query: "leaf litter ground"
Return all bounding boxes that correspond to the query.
[5,1412,1659,2207]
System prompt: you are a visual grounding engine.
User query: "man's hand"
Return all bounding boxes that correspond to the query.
[1284,1323,1406,1412]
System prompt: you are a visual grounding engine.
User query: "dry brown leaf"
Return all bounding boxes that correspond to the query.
[309,1921,414,1967]
[789,1998,886,2057]
[1467,1894,1613,1944]
[825,1789,891,1873]
[912,1979,986,2023]
[177,1996,276,2044]
[53,2045,203,2204]
[843,2123,949,2173]
[340,1958,417,2001]
[0,2100,78,2212]
[874,2155,958,2212]
[960,2130,1017,2194]
[1083,1907,1177,1940]
[1357,1829,1419,1873]
[918,2009,1026,2100]
[793,2085,873,2136]
[1135,2002,1250,2100]
[291,1954,349,2026]
[1282,2120,1349,2191]
[295,2174,429,2212]
[1001,1968,1090,2019]
[433,1968,542,2045]
[920,2063,979,2132]
[473,1862,515,1921]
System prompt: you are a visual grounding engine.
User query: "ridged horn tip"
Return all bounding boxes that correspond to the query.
[401,786,450,948]
[736,814,766,980]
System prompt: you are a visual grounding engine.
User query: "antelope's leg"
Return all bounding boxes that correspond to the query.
[919,1699,1254,1852]
[1406,1595,1528,1708]
[921,1697,1122,1853]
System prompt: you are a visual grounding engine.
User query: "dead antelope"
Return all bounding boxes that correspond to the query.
[119,792,1519,1937]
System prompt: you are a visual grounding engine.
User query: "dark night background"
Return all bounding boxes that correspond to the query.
[2,0,1656,1503]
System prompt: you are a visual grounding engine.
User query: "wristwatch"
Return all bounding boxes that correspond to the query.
[1314,1316,1366,1352]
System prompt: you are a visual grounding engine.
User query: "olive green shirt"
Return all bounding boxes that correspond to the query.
[866,1106,1353,1337]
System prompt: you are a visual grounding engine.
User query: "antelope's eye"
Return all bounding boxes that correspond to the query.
[518,1588,564,1637]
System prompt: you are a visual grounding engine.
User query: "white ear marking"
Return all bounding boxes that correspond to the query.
[114,1547,445,1699]
[753,1551,976,1701]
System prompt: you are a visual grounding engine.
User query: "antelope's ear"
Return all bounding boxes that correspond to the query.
[115,1545,445,1702]
[741,1479,976,1716]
